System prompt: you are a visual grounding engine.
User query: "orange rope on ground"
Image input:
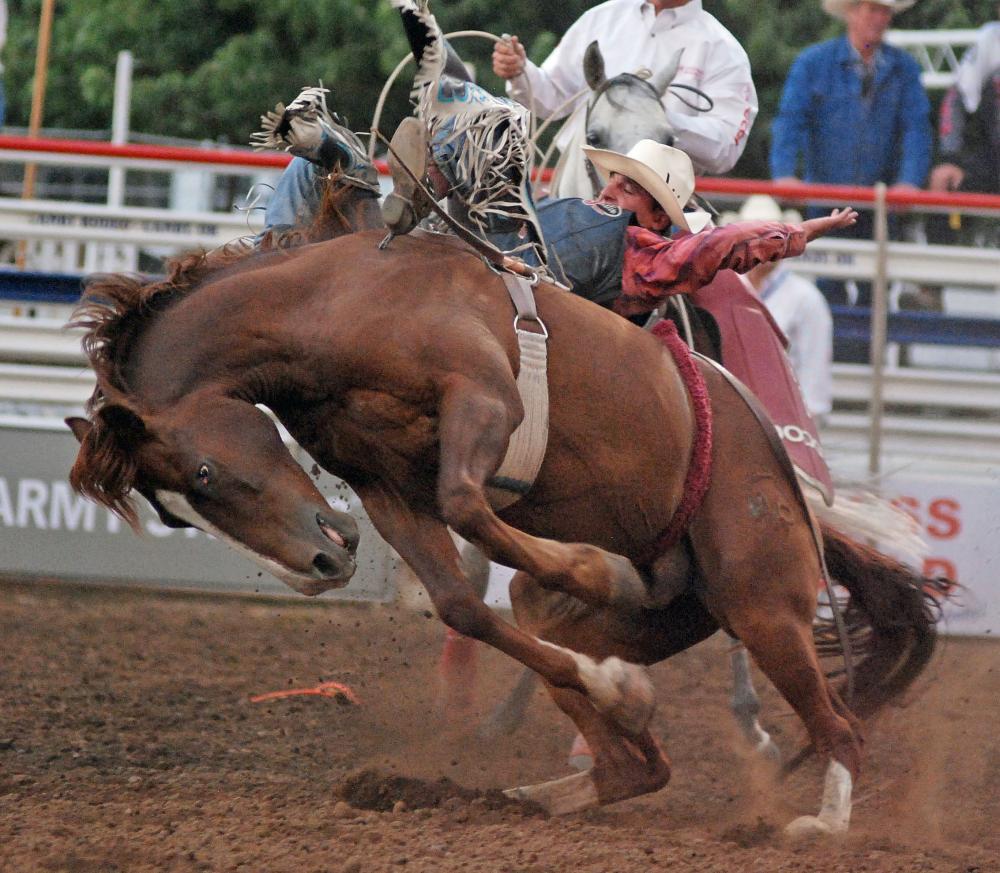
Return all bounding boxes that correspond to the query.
[249,681,360,705]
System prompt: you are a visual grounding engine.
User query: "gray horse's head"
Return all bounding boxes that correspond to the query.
[583,40,682,153]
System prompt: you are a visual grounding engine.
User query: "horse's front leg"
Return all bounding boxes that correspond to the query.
[434,375,649,611]
[356,483,654,737]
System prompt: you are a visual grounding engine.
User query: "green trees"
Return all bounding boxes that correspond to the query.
[4,0,997,177]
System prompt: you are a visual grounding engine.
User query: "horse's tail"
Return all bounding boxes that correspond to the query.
[820,521,950,717]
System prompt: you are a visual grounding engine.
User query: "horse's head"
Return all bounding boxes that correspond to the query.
[67,394,359,597]
[582,40,682,153]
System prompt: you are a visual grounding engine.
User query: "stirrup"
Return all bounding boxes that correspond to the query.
[380,117,432,242]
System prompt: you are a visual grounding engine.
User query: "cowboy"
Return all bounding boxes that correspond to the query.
[581,140,848,499]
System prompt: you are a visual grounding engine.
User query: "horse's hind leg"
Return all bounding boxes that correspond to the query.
[732,612,861,835]
[729,641,781,764]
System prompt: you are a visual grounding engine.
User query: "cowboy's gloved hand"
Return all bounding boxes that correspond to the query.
[286,116,325,156]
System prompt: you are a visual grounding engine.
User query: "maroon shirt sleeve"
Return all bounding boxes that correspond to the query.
[615,221,808,317]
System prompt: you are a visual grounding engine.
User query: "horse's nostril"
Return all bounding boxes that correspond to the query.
[313,552,341,577]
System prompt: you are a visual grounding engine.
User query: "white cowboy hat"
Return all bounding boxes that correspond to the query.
[719,194,803,226]
[822,0,917,20]
[581,139,711,233]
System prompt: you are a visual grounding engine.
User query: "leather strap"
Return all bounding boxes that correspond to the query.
[485,273,550,510]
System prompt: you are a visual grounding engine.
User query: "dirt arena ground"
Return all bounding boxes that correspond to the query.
[1,576,998,873]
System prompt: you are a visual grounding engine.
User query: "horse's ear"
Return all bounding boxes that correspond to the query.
[96,403,149,450]
[65,417,92,444]
[650,48,684,98]
[583,40,606,92]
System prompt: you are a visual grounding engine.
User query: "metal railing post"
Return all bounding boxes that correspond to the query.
[107,51,134,210]
[867,182,890,479]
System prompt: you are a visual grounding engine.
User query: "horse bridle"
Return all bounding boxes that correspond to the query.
[582,73,715,192]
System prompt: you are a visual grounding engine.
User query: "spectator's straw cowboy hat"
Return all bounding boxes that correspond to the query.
[582,139,712,233]
[823,0,917,19]
[719,194,803,226]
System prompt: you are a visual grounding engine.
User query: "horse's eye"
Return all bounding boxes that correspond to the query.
[196,464,211,486]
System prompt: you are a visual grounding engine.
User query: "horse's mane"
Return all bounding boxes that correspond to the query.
[74,170,364,403]
[68,170,367,524]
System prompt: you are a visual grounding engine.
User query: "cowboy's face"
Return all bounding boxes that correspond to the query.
[845,2,894,49]
[598,172,672,232]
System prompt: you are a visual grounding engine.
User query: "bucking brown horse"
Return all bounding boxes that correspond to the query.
[66,173,941,835]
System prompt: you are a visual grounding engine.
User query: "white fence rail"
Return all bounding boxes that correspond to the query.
[887,29,982,89]
[0,198,262,272]
[3,315,999,464]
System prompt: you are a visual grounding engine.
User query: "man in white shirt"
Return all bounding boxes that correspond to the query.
[492,0,757,176]
[725,195,834,420]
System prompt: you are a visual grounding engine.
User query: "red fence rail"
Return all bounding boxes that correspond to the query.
[1,135,999,215]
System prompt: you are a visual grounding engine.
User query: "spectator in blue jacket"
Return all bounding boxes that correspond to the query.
[769,0,931,359]
[771,0,931,193]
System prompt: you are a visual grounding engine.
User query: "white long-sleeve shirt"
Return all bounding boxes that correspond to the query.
[507,0,757,175]
[745,267,833,418]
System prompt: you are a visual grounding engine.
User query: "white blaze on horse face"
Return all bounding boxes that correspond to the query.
[537,639,654,736]
[153,490,350,596]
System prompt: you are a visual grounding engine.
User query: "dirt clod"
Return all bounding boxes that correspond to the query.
[337,768,543,817]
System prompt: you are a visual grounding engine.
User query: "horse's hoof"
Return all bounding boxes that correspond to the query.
[578,656,654,736]
[755,735,783,767]
[784,814,847,839]
[505,771,599,816]
[603,552,648,608]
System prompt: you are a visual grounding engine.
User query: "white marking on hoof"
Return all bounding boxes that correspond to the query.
[785,815,835,839]
[539,639,654,735]
[753,731,783,767]
[505,771,599,816]
[567,732,593,772]
[817,760,853,832]
[785,760,852,837]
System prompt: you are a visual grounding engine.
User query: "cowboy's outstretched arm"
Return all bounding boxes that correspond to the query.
[801,208,859,242]
[617,209,857,315]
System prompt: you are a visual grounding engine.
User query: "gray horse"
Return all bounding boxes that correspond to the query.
[548,40,687,199]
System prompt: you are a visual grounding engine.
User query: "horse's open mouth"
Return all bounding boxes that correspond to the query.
[317,512,358,554]
[318,518,347,549]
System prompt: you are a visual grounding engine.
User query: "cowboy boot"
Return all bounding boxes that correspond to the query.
[380,116,432,238]
[252,86,380,192]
